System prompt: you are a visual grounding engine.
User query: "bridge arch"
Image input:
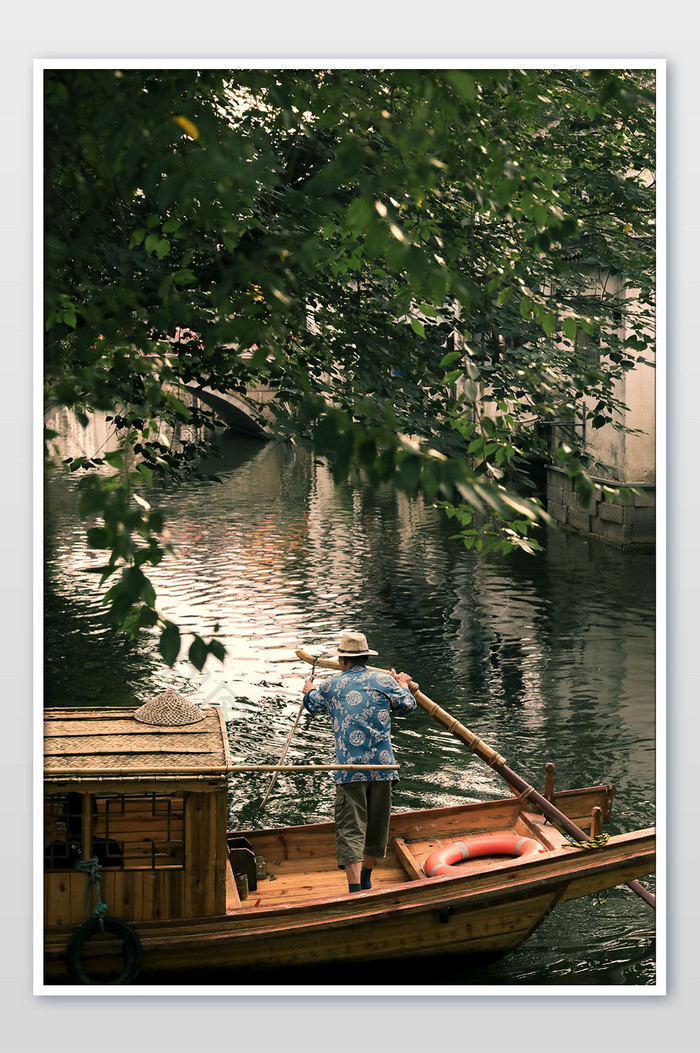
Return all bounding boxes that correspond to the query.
[184,383,272,438]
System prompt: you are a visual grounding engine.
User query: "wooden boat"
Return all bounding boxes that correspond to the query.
[42,692,655,985]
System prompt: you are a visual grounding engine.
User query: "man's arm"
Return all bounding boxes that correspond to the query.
[388,669,417,714]
[302,678,330,712]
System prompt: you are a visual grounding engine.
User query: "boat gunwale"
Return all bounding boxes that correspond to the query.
[229,783,617,845]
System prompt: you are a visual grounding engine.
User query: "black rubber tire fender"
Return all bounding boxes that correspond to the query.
[65,916,142,985]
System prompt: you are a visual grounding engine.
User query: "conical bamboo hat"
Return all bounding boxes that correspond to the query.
[134,689,205,726]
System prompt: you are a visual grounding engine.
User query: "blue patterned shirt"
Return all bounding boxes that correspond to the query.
[303,664,416,784]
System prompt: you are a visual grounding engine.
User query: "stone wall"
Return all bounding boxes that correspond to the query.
[546,465,655,550]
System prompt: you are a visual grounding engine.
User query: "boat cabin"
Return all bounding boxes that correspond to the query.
[43,696,234,929]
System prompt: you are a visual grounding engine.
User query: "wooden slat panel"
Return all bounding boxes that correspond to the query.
[232,828,337,863]
[95,821,183,840]
[206,793,221,917]
[122,870,144,923]
[141,870,158,921]
[184,792,217,918]
[130,869,146,923]
[172,870,185,921]
[151,869,175,922]
[107,869,127,919]
[44,870,93,928]
[253,868,338,906]
[111,870,136,923]
[70,871,88,927]
[516,813,559,849]
[44,874,68,927]
[96,815,184,832]
[215,790,228,915]
[393,837,424,880]
[389,803,522,841]
[97,797,184,812]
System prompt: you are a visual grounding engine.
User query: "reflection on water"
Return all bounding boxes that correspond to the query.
[44,419,657,986]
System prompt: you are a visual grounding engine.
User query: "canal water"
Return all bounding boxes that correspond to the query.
[43,417,658,988]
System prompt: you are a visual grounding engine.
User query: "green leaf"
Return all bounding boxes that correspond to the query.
[188,635,208,671]
[574,472,595,507]
[209,639,227,662]
[136,463,154,486]
[159,622,181,666]
[138,605,159,629]
[122,565,147,600]
[563,316,577,342]
[445,70,476,103]
[104,449,125,471]
[344,196,374,234]
[173,268,196,284]
[86,526,110,548]
[141,576,157,608]
[396,455,422,493]
[541,311,556,338]
[77,479,105,516]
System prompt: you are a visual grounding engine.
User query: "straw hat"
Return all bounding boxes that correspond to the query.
[333,631,378,657]
[134,689,205,726]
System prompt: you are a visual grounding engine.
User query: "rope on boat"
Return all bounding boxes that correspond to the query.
[561,833,611,904]
[68,859,142,984]
[562,832,610,850]
[75,857,108,930]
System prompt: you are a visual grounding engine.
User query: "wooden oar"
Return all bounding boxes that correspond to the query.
[296,648,655,910]
[256,700,305,813]
[257,653,325,814]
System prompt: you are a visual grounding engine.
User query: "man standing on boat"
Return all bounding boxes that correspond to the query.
[302,631,416,893]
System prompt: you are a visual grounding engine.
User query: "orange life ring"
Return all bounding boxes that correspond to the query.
[423,834,545,877]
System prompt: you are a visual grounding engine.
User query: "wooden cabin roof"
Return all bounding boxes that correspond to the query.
[44,706,232,783]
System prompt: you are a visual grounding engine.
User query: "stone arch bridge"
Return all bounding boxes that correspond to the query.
[183,381,276,438]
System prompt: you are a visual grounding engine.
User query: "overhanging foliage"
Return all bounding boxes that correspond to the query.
[44,67,656,667]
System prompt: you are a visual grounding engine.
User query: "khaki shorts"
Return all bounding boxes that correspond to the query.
[334,781,393,866]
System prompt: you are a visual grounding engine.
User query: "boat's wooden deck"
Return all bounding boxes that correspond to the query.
[227,807,568,913]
